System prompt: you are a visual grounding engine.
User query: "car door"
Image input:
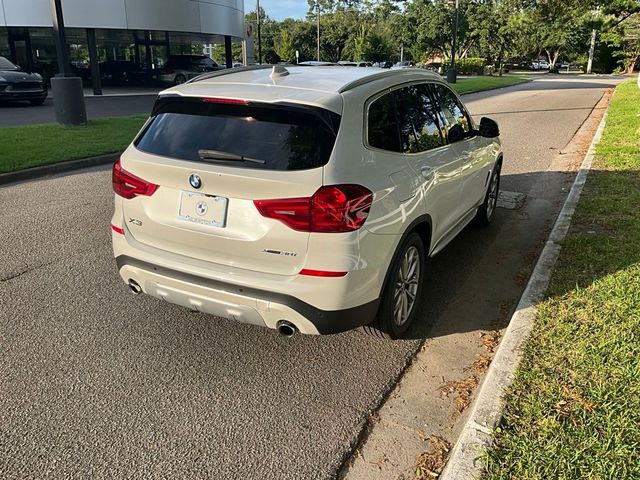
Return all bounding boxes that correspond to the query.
[395,83,468,248]
[361,88,419,236]
[430,83,492,216]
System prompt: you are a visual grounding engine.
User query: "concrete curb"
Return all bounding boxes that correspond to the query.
[0,152,120,187]
[439,107,609,479]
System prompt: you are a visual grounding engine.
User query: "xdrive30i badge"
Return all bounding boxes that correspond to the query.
[189,174,202,189]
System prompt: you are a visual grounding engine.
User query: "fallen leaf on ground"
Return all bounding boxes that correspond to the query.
[415,435,452,479]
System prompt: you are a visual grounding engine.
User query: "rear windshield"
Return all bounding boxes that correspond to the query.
[135,97,341,171]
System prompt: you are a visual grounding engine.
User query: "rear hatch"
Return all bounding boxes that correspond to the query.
[118,95,341,276]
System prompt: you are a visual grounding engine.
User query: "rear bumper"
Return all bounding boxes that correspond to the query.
[115,255,379,335]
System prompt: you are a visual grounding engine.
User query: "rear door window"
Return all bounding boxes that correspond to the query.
[135,97,341,171]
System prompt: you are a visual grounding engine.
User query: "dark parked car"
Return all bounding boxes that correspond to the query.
[157,55,222,85]
[0,56,47,105]
[99,61,149,85]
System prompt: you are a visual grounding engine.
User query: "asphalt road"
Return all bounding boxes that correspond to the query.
[0,75,622,479]
[0,94,157,126]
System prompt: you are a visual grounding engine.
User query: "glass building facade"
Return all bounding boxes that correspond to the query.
[0,0,245,87]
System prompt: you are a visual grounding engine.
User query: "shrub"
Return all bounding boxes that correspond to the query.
[442,57,485,75]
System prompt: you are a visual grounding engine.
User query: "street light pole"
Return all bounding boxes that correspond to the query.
[447,0,459,83]
[50,0,71,77]
[256,0,262,64]
[315,1,320,61]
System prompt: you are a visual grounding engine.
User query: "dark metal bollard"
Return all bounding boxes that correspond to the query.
[51,76,87,126]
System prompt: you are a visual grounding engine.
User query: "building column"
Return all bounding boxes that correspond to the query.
[87,28,102,95]
[144,30,152,69]
[224,35,232,68]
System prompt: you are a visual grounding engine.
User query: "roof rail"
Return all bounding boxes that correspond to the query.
[186,65,273,84]
[338,69,438,93]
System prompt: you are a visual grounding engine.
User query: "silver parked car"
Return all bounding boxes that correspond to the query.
[157,55,222,85]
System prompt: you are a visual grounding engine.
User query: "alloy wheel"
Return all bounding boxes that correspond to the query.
[393,246,420,326]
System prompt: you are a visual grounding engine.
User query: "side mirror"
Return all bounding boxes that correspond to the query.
[479,117,499,138]
[447,124,465,143]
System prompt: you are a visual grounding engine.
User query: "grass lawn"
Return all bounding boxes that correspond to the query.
[484,79,640,478]
[452,75,529,94]
[0,115,147,174]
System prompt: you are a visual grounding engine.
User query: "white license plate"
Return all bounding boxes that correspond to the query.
[178,192,228,227]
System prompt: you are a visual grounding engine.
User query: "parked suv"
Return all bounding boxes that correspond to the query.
[0,56,47,105]
[111,66,502,338]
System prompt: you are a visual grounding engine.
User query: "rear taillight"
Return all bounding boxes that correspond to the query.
[112,159,158,200]
[254,184,373,233]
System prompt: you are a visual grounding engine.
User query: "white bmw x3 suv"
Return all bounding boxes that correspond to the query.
[111,65,502,338]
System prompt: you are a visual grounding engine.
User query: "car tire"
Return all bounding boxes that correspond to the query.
[174,74,187,85]
[29,98,46,106]
[473,162,501,227]
[362,232,425,339]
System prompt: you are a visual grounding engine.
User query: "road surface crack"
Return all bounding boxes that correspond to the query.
[1,258,63,282]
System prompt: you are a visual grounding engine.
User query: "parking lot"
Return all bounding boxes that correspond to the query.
[0,92,158,126]
[0,75,622,479]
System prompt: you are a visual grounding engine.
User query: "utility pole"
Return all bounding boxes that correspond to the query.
[586,28,596,74]
[315,0,320,61]
[446,0,459,83]
[256,0,262,64]
[586,7,600,75]
[49,0,86,125]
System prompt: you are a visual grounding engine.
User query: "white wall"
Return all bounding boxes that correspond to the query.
[3,0,51,27]
[0,0,245,38]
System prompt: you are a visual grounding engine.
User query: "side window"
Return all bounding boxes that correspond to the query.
[432,84,473,141]
[368,92,401,153]
[395,84,444,154]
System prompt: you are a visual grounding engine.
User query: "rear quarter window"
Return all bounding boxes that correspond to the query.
[135,98,341,171]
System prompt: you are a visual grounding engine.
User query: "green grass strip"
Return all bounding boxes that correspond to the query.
[484,79,640,478]
[0,115,147,174]
[452,76,529,95]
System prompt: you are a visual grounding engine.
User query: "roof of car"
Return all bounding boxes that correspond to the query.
[160,65,442,114]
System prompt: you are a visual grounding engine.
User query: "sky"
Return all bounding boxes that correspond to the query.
[256,0,310,21]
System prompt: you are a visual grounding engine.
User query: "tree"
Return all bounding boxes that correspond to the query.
[468,0,522,74]
[275,29,296,62]
[351,24,369,60]
[362,31,393,62]
[524,0,594,69]
[603,13,640,73]
[600,0,640,73]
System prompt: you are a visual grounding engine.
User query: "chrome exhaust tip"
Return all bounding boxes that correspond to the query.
[276,320,298,337]
[128,279,142,295]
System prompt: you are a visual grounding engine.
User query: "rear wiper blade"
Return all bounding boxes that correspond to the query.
[198,149,266,165]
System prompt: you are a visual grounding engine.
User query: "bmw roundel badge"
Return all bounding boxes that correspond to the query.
[189,174,202,189]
